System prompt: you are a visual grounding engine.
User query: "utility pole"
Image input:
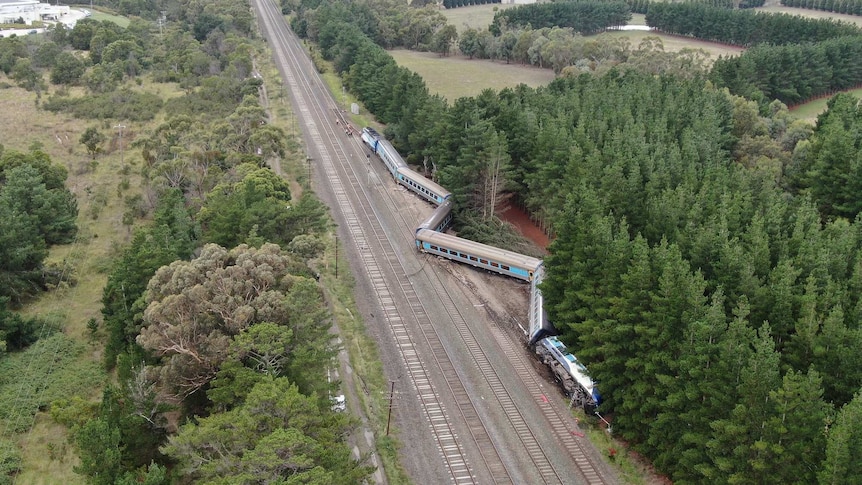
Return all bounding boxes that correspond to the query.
[114,124,126,166]
[386,380,396,436]
[334,235,338,279]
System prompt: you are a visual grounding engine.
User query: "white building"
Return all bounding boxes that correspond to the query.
[0,0,71,25]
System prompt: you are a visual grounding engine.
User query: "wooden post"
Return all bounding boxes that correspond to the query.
[386,380,395,436]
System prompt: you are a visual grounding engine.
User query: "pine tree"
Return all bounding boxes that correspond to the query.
[820,391,862,485]
[751,369,828,484]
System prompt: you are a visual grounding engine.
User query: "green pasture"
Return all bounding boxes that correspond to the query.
[790,86,862,121]
[67,5,130,27]
[87,10,130,27]
[388,29,742,103]
[389,49,555,102]
[441,4,517,33]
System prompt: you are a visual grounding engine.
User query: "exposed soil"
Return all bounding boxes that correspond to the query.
[497,204,550,251]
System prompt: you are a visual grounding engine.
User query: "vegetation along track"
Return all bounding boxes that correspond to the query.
[252,0,613,483]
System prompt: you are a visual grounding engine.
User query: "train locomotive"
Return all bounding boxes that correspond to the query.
[360,126,600,410]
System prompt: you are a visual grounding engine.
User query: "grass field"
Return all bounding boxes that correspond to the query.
[68,4,131,27]
[441,4,518,33]
[0,73,163,482]
[429,5,743,102]
[436,3,862,117]
[790,86,862,120]
[88,11,130,27]
[389,49,555,102]
[756,4,862,27]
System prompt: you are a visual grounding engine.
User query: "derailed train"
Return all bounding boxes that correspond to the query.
[361,127,600,410]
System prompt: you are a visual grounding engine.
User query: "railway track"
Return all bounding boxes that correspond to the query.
[429,272,609,484]
[251,1,614,483]
[251,1,508,482]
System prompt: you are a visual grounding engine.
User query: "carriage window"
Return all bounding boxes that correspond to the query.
[430,245,438,250]
[469,256,478,262]
[459,253,467,258]
[491,262,499,268]
[501,265,510,270]
[480,259,488,264]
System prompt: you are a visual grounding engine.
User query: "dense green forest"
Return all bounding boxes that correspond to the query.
[0,148,78,307]
[290,0,862,482]
[710,35,862,105]
[622,0,765,14]
[4,0,862,481]
[442,0,499,9]
[642,3,862,105]
[0,0,370,482]
[646,3,861,46]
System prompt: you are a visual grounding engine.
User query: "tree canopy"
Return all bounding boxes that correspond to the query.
[163,377,372,484]
[0,149,77,305]
[311,10,862,481]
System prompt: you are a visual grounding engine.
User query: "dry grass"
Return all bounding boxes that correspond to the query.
[599,30,745,60]
[756,5,862,27]
[0,74,180,482]
[389,49,555,102]
[441,4,518,33]
[16,415,86,485]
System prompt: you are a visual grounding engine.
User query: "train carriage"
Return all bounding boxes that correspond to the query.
[416,199,453,234]
[396,167,451,206]
[360,127,406,178]
[376,138,408,177]
[360,127,600,410]
[415,229,542,282]
[528,264,558,346]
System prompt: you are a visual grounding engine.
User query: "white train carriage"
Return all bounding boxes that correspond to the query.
[396,167,451,206]
[416,199,453,234]
[415,229,542,282]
